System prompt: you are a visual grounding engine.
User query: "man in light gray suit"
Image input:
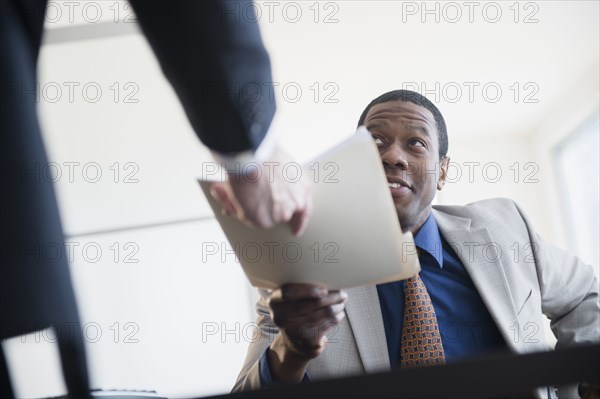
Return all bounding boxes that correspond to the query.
[232,90,599,398]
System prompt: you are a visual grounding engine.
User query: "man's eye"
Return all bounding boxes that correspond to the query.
[409,139,426,147]
[372,136,384,145]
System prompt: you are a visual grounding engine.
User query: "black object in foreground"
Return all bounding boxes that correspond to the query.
[205,344,600,399]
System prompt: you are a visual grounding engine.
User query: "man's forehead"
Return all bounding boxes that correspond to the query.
[365,100,435,124]
[365,101,436,136]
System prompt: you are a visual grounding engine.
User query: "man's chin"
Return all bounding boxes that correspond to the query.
[394,208,414,232]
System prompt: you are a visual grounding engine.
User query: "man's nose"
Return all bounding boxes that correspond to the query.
[381,144,409,170]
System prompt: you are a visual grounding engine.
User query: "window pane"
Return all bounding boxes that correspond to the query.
[555,117,600,269]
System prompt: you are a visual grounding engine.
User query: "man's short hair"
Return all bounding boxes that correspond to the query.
[357,90,448,159]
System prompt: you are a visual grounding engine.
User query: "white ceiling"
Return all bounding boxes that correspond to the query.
[42,1,599,161]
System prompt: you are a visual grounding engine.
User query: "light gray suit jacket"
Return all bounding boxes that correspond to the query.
[232,198,600,398]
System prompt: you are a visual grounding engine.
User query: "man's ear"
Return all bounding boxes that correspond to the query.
[437,156,450,190]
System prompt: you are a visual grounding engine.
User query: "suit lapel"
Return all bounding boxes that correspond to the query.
[344,285,391,373]
[433,209,520,351]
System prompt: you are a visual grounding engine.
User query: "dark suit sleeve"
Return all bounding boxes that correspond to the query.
[128,0,276,154]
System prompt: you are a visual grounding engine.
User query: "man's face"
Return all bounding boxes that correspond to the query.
[363,100,449,234]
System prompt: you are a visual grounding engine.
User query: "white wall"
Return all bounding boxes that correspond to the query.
[437,136,552,238]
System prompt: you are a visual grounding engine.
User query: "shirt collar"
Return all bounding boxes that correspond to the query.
[413,213,444,269]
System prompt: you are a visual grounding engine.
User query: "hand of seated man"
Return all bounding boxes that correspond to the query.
[266,283,347,383]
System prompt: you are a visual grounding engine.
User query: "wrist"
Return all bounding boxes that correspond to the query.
[268,334,311,383]
[210,124,277,176]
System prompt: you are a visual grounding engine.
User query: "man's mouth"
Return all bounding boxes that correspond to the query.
[387,176,412,197]
[386,176,411,189]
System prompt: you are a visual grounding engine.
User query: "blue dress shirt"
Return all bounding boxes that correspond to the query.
[259,213,507,385]
[378,213,506,366]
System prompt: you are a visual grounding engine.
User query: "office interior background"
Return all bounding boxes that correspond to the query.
[2,1,598,398]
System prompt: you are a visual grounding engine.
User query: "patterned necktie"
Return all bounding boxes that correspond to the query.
[400,272,446,367]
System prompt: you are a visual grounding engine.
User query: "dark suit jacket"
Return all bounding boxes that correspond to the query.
[0,1,275,397]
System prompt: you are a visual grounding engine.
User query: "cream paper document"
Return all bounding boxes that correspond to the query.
[198,127,420,290]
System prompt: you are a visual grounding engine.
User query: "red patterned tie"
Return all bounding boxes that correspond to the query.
[400,272,446,367]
